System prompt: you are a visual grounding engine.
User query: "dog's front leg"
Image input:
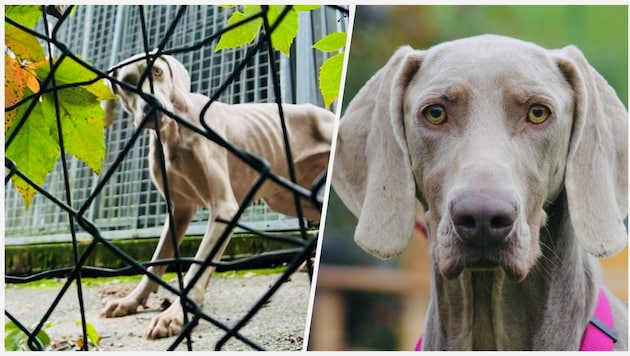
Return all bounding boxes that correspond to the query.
[146,197,239,339]
[101,204,196,318]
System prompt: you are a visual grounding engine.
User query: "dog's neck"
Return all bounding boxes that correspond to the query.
[423,194,600,350]
[155,117,182,145]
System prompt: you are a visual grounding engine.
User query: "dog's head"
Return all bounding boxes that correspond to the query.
[101,52,191,129]
[333,34,628,281]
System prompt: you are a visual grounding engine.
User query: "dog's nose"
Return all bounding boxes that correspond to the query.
[450,191,517,247]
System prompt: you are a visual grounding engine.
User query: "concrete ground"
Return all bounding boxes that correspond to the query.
[5,270,311,351]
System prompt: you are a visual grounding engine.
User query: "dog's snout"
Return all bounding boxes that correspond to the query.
[140,94,163,115]
[450,191,517,247]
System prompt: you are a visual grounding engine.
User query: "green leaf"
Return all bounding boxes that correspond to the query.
[49,87,106,174]
[5,329,22,351]
[34,57,115,101]
[34,329,51,349]
[267,6,298,56]
[35,56,108,176]
[6,54,110,209]
[294,5,320,12]
[4,318,51,351]
[6,86,106,208]
[5,321,19,332]
[318,52,345,108]
[76,321,100,345]
[6,89,61,209]
[215,5,262,52]
[86,323,100,345]
[312,32,347,53]
[6,5,43,28]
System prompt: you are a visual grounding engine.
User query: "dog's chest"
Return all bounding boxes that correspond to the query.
[148,134,208,203]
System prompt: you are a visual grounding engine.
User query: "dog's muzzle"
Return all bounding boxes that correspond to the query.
[138,94,165,128]
[437,187,530,281]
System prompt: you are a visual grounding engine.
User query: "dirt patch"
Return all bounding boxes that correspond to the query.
[5,271,311,351]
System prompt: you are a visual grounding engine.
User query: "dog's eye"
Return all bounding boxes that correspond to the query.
[527,104,550,124]
[152,66,163,77]
[422,104,447,125]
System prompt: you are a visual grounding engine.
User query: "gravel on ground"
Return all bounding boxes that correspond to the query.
[5,270,312,351]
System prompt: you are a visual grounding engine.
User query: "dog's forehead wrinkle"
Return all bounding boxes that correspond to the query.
[418,80,469,102]
[424,39,552,86]
[504,83,545,105]
[156,56,171,73]
[416,69,537,109]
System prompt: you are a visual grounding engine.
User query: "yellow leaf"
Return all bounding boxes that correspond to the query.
[5,53,40,133]
[14,183,38,210]
[5,23,46,62]
[76,336,84,349]
[22,62,41,92]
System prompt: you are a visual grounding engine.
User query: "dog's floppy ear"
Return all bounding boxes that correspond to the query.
[332,46,423,259]
[554,45,628,257]
[160,55,192,111]
[100,73,118,128]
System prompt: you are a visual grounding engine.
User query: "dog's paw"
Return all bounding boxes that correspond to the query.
[146,302,184,339]
[100,297,140,318]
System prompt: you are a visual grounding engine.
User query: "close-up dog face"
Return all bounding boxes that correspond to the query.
[318,6,627,351]
[333,34,627,282]
[106,54,191,128]
[401,36,574,280]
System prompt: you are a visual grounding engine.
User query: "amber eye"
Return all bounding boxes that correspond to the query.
[422,104,447,125]
[152,66,163,77]
[527,104,550,124]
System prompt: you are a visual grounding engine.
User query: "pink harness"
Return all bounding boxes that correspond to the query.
[579,289,617,351]
[414,288,617,351]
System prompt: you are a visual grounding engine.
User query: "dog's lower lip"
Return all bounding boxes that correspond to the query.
[469,259,499,269]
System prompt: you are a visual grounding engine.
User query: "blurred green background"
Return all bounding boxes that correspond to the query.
[311,5,628,351]
[344,5,628,107]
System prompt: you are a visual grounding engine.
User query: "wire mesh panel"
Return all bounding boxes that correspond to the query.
[5,5,344,243]
[5,4,348,350]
